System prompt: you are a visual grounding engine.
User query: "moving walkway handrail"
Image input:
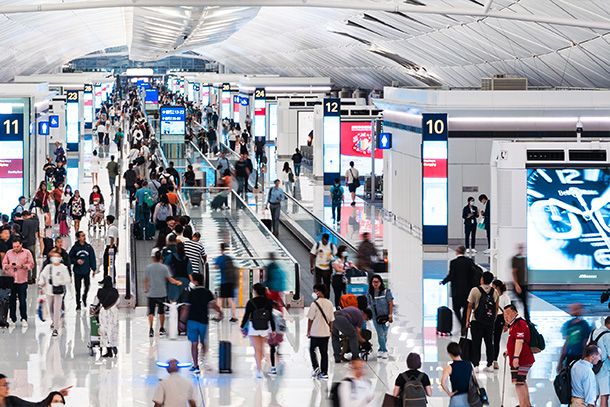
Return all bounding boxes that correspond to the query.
[283,193,358,253]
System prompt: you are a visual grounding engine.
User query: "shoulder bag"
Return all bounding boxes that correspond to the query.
[349,168,361,188]
[371,292,389,325]
[50,268,65,295]
[468,363,489,406]
[313,300,331,327]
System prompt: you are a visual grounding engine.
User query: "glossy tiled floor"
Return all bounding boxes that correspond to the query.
[1,144,607,407]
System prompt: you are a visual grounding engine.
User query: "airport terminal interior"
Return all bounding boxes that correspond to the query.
[0,1,609,406]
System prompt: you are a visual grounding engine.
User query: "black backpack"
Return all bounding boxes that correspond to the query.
[401,372,427,407]
[588,330,610,374]
[329,378,353,407]
[554,360,576,404]
[474,287,496,325]
[251,301,270,330]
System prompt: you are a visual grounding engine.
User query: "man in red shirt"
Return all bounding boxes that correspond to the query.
[504,304,534,407]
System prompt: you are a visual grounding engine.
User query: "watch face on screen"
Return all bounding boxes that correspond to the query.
[527,168,610,275]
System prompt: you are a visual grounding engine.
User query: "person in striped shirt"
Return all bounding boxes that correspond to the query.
[174,224,207,275]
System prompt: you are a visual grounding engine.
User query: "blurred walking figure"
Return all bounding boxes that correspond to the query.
[215,243,238,322]
[591,316,610,407]
[240,283,276,378]
[356,232,378,272]
[558,303,591,372]
[512,243,530,321]
[152,359,196,407]
[264,252,285,312]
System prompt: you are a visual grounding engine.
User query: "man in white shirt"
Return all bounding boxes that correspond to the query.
[337,359,375,407]
[309,233,337,299]
[152,359,196,407]
[345,161,360,206]
[307,283,335,380]
[103,215,119,283]
[193,157,204,187]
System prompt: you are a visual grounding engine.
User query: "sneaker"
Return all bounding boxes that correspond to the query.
[483,366,494,373]
[311,367,320,377]
[268,367,277,375]
[317,373,329,380]
[474,366,480,373]
[493,361,499,370]
[52,329,58,337]
[466,248,471,254]
[21,319,27,327]
[76,306,81,311]
[381,351,389,359]
[229,318,238,323]
[471,248,477,253]
[483,249,491,254]
[189,366,200,373]
[159,327,166,336]
[202,363,213,372]
[255,371,262,379]
[149,328,154,338]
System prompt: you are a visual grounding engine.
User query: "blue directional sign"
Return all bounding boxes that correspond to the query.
[49,115,59,128]
[38,121,49,136]
[378,132,392,149]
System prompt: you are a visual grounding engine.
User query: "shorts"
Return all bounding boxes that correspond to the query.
[348,183,357,193]
[147,297,166,316]
[220,282,235,298]
[187,320,208,343]
[511,364,532,384]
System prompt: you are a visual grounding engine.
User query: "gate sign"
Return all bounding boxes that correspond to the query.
[49,115,59,128]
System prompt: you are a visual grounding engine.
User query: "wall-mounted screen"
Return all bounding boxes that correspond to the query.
[66,96,79,145]
[323,116,340,173]
[83,91,93,125]
[221,85,231,120]
[527,167,610,284]
[297,111,314,148]
[422,141,448,226]
[160,107,185,135]
[145,89,159,104]
[268,103,277,142]
[340,121,383,176]
[94,85,102,110]
[0,114,24,216]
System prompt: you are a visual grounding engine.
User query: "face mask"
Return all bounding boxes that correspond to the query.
[342,252,348,258]
[51,404,64,407]
[51,257,61,264]
[469,201,474,206]
[311,292,318,300]
[94,189,98,193]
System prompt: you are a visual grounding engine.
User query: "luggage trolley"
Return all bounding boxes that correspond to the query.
[87,306,101,356]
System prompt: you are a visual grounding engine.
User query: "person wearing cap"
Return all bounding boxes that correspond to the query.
[266,179,285,237]
[152,359,196,407]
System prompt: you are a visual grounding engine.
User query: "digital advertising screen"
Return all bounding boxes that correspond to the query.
[201,86,210,107]
[269,103,277,142]
[254,98,266,140]
[66,91,79,145]
[323,116,340,173]
[233,95,240,123]
[422,141,448,227]
[83,91,93,126]
[340,121,383,176]
[160,107,186,135]
[526,167,610,284]
[221,85,231,120]
[145,89,159,104]
[297,111,314,148]
[94,85,102,110]
[0,114,24,216]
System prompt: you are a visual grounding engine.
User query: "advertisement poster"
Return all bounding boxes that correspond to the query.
[422,141,448,227]
[340,121,383,175]
[0,140,23,216]
[527,167,610,284]
[297,111,314,148]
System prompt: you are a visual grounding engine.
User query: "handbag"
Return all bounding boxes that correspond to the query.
[468,363,489,406]
[381,393,399,407]
[460,333,473,362]
[477,217,486,230]
[50,272,65,295]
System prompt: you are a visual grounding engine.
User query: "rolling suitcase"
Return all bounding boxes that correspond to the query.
[59,219,69,236]
[191,191,203,206]
[437,306,453,335]
[133,222,143,240]
[144,221,156,240]
[261,218,272,231]
[219,341,232,373]
[210,194,226,210]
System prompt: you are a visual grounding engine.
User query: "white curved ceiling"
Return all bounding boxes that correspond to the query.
[0,0,609,89]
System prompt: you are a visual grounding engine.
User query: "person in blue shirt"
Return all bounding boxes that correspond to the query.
[214,243,238,322]
[570,345,601,407]
[266,179,285,237]
[134,180,153,225]
[559,303,591,372]
[329,178,344,224]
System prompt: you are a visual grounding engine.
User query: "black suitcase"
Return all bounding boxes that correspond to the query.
[42,237,54,257]
[133,222,143,240]
[437,306,453,335]
[191,191,203,206]
[210,194,226,210]
[261,218,272,231]
[219,341,232,373]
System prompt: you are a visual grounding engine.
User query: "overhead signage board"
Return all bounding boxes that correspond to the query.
[378,132,392,149]
[254,88,266,141]
[160,106,186,135]
[422,113,448,245]
[83,83,93,129]
[145,89,159,104]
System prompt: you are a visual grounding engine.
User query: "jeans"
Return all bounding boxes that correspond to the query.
[9,282,28,322]
[465,223,477,249]
[109,176,116,194]
[331,203,341,222]
[309,336,329,374]
[294,163,301,177]
[372,319,389,352]
[269,203,281,234]
[471,320,494,367]
[237,176,247,198]
[74,274,90,307]
[331,274,346,309]
[332,315,360,361]
[449,393,469,407]
[314,268,332,299]
[493,315,505,361]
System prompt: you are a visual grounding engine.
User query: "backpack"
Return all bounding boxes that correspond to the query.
[251,301,271,330]
[587,330,610,373]
[474,287,496,325]
[157,204,170,222]
[523,319,545,353]
[340,293,358,309]
[331,185,343,203]
[150,138,158,150]
[288,171,294,183]
[143,190,154,207]
[554,360,576,404]
[329,378,353,407]
[401,372,427,407]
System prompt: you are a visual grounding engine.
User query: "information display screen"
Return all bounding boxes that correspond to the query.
[83,91,93,125]
[221,85,231,120]
[527,167,610,284]
[160,107,185,135]
[340,121,383,176]
[233,95,240,123]
[66,92,79,145]
[268,103,278,142]
[0,114,24,216]
[422,141,448,226]
[201,86,210,107]
[254,98,266,140]
[145,89,159,104]
[297,111,314,148]
[94,85,102,110]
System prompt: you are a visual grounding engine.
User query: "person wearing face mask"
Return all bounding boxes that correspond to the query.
[0,374,71,407]
[462,196,479,254]
[307,284,334,380]
[39,251,72,337]
[43,391,65,406]
[331,246,351,309]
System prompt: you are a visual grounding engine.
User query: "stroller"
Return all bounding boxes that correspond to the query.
[340,328,373,361]
[88,199,106,233]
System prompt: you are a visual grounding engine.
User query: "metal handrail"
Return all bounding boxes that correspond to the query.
[282,193,358,252]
